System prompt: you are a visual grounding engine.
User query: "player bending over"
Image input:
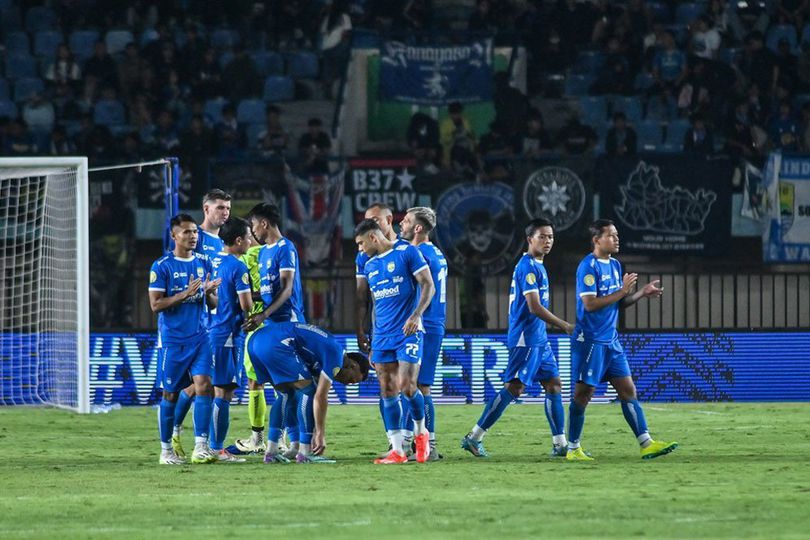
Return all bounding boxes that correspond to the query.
[461,218,573,458]
[566,219,678,461]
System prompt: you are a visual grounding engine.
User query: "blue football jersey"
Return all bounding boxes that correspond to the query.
[196,229,223,259]
[417,242,448,334]
[148,252,212,346]
[507,254,550,348]
[363,243,429,339]
[292,323,345,381]
[355,238,408,278]
[208,252,252,347]
[575,253,623,345]
[258,237,306,323]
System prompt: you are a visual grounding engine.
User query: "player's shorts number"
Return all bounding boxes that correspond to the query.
[405,343,419,356]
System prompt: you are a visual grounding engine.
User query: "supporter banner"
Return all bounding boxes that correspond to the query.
[379,39,494,105]
[598,156,733,254]
[5,332,808,408]
[434,181,522,275]
[135,160,203,210]
[346,158,421,222]
[762,153,810,263]
[513,156,594,239]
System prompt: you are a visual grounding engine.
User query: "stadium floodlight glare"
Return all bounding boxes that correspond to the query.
[0,157,90,413]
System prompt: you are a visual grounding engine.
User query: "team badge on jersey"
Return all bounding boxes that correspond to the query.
[526,272,536,285]
[241,272,250,285]
[584,274,595,286]
[197,267,204,278]
[149,271,157,283]
[387,262,395,272]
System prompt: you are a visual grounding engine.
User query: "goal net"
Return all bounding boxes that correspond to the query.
[0,158,89,413]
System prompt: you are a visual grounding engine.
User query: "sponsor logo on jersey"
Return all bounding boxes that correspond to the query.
[583,274,595,286]
[373,285,401,300]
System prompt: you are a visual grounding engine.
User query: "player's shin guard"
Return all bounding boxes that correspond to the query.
[382,395,404,453]
[248,389,266,431]
[174,391,194,429]
[283,390,299,445]
[567,400,587,448]
[295,384,316,454]
[159,398,175,448]
[211,397,230,451]
[621,399,651,445]
[267,393,285,450]
[193,395,213,443]
[544,392,565,437]
[405,390,426,435]
[424,394,435,441]
[400,393,414,434]
[474,388,514,438]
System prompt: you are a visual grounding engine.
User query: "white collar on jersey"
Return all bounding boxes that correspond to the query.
[173,254,195,262]
[370,247,394,261]
[200,229,219,239]
[597,257,611,264]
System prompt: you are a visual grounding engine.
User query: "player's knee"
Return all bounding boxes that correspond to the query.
[194,379,213,396]
[505,381,524,397]
[573,385,594,406]
[400,379,416,397]
[616,388,637,401]
[162,390,178,402]
[542,380,562,394]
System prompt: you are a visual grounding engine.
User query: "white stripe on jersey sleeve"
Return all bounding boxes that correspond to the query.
[148,287,166,292]
[579,291,597,297]
[412,264,429,276]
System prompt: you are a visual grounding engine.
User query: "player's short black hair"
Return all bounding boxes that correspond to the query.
[589,219,615,240]
[169,213,196,229]
[525,218,554,238]
[354,218,381,237]
[203,188,232,205]
[218,216,249,246]
[365,202,392,213]
[247,202,281,227]
[346,352,371,381]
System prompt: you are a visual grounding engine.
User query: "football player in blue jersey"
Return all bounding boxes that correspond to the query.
[246,322,371,463]
[355,218,436,464]
[399,207,448,461]
[170,189,232,457]
[242,203,307,460]
[148,214,221,465]
[566,219,678,461]
[461,218,574,458]
[207,217,253,463]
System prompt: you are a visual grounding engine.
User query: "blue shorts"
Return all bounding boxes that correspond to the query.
[212,344,241,388]
[571,339,631,386]
[502,343,558,386]
[372,332,423,364]
[160,339,213,392]
[417,331,444,386]
[246,332,310,387]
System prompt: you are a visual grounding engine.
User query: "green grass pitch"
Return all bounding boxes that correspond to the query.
[1,403,809,539]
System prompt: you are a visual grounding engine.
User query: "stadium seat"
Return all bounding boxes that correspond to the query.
[665,24,689,46]
[767,24,798,53]
[802,24,810,46]
[637,120,664,151]
[69,30,100,61]
[718,47,742,66]
[579,96,608,126]
[139,28,159,48]
[218,51,234,70]
[665,119,691,148]
[105,29,134,55]
[675,2,704,24]
[1,7,23,34]
[564,74,593,97]
[573,51,605,75]
[352,28,381,48]
[13,78,44,102]
[33,31,63,58]
[203,98,228,124]
[0,99,18,119]
[4,54,38,80]
[93,99,126,126]
[236,99,266,124]
[0,79,8,101]
[648,1,672,23]
[611,97,644,124]
[24,6,56,33]
[287,51,320,79]
[263,76,295,102]
[210,29,239,50]
[251,51,284,77]
[5,31,30,54]
[246,123,266,148]
[634,72,655,92]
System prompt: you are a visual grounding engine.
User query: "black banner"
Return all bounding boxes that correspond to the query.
[597,156,733,254]
[346,158,423,222]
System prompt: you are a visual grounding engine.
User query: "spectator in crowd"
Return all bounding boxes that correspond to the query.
[215,104,245,158]
[3,120,38,155]
[117,43,145,104]
[590,54,635,95]
[690,15,722,60]
[605,112,637,157]
[84,41,119,91]
[190,47,225,99]
[774,38,798,91]
[151,109,181,153]
[319,0,352,98]
[678,59,713,117]
[51,82,82,120]
[775,0,808,29]
[47,124,77,156]
[799,101,810,150]
[257,105,290,158]
[406,111,440,174]
[22,94,56,134]
[440,101,478,175]
[478,120,520,181]
[468,0,497,33]
[519,109,553,158]
[740,31,779,98]
[652,30,688,97]
[768,99,800,150]
[725,100,760,161]
[46,44,82,90]
[298,117,332,172]
[683,112,716,155]
[403,0,431,30]
[222,46,261,101]
[493,71,530,136]
[180,114,214,161]
[557,114,597,154]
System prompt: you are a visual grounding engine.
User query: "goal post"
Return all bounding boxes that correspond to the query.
[0,157,90,413]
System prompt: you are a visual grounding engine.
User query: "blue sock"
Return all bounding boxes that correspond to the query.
[158,398,175,444]
[424,394,435,435]
[544,393,565,436]
[381,395,402,436]
[268,393,284,444]
[193,395,213,439]
[406,390,425,421]
[174,391,194,428]
[621,399,649,437]
[476,388,514,431]
[210,397,229,450]
[295,384,316,446]
[568,400,587,444]
[284,390,299,444]
[400,393,414,432]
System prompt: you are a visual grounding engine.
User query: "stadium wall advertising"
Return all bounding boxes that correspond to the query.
[762,152,810,263]
[4,332,807,407]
